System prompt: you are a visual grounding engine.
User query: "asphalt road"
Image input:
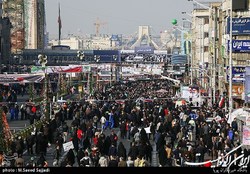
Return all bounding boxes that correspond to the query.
[5,94,158,167]
[7,119,158,167]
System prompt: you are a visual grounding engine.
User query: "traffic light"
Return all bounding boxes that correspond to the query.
[38,54,48,67]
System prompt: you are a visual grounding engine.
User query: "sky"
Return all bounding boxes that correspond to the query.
[44,0,215,39]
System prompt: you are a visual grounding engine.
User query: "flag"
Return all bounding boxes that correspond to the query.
[58,3,62,41]
[219,96,225,108]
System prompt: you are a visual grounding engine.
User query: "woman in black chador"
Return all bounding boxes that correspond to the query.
[103,136,112,156]
[117,141,127,160]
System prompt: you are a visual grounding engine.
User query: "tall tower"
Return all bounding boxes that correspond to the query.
[131,26,159,49]
[24,0,45,49]
[2,0,45,51]
[2,0,25,53]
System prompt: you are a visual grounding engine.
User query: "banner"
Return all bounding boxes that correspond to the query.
[63,141,74,152]
[0,74,44,84]
[232,84,244,97]
[226,66,245,83]
[227,17,250,35]
[31,65,83,74]
[243,126,250,145]
[245,66,250,103]
[229,40,250,52]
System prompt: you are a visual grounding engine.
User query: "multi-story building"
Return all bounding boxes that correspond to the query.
[0,0,11,66]
[2,0,45,53]
[49,36,84,50]
[221,0,250,108]
[189,0,250,108]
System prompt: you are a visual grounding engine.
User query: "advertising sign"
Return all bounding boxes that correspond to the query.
[244,66,250,103]
[227,17,250,35]
[232,84,244,97]
[228,40,250,52]
[226,66,245,83]
[134,46,154,54]
[243,126,250,145]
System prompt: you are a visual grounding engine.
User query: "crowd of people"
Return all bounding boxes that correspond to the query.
[0,76,248,168]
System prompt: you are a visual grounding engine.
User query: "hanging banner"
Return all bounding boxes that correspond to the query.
[232,84,244,97]
[31,65,83,74]
[245,66,250,103]
[228,40,250,52]
[226,66,245,83]
[227,17,250,35]
[243,126,250,145]
[0,74,44,84]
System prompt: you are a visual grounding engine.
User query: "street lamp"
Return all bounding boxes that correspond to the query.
[38,54,49,120]
[77,51,85,98]
[77,51,85,61]
[188,0,219,106]
[188,0,211,10]
[182,11,192,17]
[94,55,100,62]
[228,0,233,122]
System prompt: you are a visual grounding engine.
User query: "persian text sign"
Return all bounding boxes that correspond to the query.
[227,17,250,35]
[243,126,250,145]
[228,40,250,52]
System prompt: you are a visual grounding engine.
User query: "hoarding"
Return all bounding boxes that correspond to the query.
[244,66,250,103]
[227,17,250,35]
[134,46,154,54]
[228,40,250,52]
[226,66,245,83]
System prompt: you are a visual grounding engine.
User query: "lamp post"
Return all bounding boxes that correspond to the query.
[228,0,233,121]
[182,11,192,18]
[77,51,85,98]
[38,54,49,120]
[172,21,192,85]
[188,0,217,106]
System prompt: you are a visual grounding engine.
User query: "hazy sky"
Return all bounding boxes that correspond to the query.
[45,0,211,39]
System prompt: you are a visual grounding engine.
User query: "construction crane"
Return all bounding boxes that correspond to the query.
[94,17,107,36]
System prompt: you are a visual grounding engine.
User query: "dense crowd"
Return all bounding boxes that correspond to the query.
[0,77,247,167]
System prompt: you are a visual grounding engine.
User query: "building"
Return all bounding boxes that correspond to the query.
[49,36,84,50]
[0,0,11,66]
[189,0,250,108]
[2,0,46,53]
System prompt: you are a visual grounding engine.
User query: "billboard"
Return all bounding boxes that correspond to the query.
[134,46,154,54]
[227,17,250,35]
[228,40,250,52]
[243,126,250,146]
[232,84,244,97]
[226,66,245,83]
[244,66,250,103]
[93,50,120,63]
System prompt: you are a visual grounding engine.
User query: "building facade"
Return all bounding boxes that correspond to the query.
[189,0,250,108]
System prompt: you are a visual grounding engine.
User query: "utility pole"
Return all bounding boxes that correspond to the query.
[228,0,233,121]
[212,6,218,105]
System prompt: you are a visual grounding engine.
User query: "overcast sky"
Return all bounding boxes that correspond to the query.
[45,0,216,39]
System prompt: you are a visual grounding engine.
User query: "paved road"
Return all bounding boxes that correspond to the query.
[8,119,158,167]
